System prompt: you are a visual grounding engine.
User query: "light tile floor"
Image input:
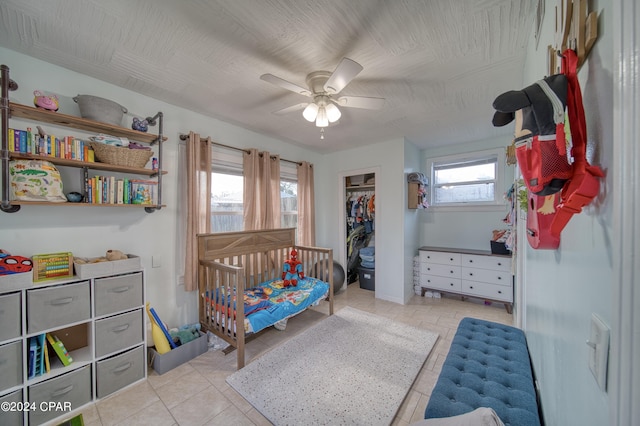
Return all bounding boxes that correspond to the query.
[67,284,513,426]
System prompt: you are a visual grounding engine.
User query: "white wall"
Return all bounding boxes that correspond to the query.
[418,138,514,251]
[404,140,422,302]
[0,48,325,327]
[320,138,408,304]
[520,1,612,425]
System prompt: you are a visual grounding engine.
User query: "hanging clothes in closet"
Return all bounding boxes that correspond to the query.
[345,190,375,284]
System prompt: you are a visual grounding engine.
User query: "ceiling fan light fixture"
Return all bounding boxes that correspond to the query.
[302,102,319,122]
[325,102,341,122]
[315,107,329,127]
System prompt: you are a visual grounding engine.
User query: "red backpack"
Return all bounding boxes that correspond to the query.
[492,49,603,249]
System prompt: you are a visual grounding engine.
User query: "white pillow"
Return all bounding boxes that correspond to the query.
[411,408,505,426]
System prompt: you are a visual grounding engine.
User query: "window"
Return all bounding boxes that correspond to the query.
[210,147,298,232]
[280,161,298,229]
[426,148,505,209]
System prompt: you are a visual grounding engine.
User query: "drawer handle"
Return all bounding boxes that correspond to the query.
[498,276,502,280]
[112,324,131,333]
[449,283,454,286]
[450,258,453,261]
[469,285,474,289]
[50,297,74,306]
[468,259,473,263]
[51,385,74,398]
[450,270,454,274]
[498,290,503,294]
[112,362,133,374]
[468,273,473,276]
[427,256,431,259]
[110,286,132,294]
[498,262,502,266]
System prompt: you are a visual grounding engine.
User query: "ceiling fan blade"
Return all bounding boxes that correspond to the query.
[323,58,363,94]
[260,74,311,96]
[273,102,310,115]
[336,96,384,110]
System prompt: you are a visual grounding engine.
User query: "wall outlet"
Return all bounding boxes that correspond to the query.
[177,275,184,286]
[587,313,610,391]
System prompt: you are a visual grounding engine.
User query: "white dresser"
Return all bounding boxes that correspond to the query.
[419,247,513,313]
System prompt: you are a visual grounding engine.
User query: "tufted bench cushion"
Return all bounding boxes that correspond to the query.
[424,318,541,426]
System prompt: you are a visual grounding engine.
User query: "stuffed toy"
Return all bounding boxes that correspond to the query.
[282,249,304,287]
[0,250,33,275]
[33,90,59,111]
[106,249,128,261]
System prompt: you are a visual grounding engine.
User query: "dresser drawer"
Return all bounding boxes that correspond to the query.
[420,251,461,265]
[94,272,143,317]
[421,275,462,292]
[28,365,92,425]
[27,281,90,333]
[95,309,144,358]
[461,280,513,302]
[462,254,511,271]
[0,341,22,391]
[96,345,145,398]
[0,390,23,426]
[0,292,21,341]
[461,267,511,286]
[422,263,461,279]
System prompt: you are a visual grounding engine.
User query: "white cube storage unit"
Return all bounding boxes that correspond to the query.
[0,270,146,426]
[419,247,513,313]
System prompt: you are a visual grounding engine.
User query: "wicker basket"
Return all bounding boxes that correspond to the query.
[90,142,153,168]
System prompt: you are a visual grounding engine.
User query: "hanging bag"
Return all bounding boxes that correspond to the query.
[492,49,603,249]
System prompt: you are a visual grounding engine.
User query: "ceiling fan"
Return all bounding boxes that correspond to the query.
[260,57,384,128]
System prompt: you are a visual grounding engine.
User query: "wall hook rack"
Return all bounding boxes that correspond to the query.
[548,0,598,75]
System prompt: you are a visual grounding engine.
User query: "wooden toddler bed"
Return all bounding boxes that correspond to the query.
[198,228,334,368]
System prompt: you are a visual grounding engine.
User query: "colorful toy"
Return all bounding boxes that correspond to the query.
[131,117,149,132]
[33,90,59,111]
[0,251,33,275]
[282,249,304,287]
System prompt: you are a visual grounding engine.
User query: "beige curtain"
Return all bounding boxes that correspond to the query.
[297,161,315,246]
[183,132,212,292]
[243,149,281,230]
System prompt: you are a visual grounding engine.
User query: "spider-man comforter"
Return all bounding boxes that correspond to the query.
[206,277,329,333]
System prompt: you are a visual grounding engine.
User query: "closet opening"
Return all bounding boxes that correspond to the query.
[344,172,375,290]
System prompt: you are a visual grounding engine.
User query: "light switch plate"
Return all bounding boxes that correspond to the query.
[587,313,609,391]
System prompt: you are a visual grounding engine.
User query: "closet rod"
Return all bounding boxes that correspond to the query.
[179,133,301,165]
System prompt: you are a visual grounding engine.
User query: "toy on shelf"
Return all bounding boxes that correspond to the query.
[0,249,33,275]
[33,90,59,111]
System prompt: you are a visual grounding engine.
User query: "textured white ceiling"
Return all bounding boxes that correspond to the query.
[0,0,536,153]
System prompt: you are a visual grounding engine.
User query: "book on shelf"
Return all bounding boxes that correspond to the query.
[46,333,73,366]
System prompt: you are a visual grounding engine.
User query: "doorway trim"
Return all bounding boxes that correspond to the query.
[338,166,379,293]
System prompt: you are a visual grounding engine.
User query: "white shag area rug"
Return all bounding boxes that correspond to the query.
[226,306,439,426]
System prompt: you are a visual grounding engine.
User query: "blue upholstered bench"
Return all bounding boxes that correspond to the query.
[424,318,541,426]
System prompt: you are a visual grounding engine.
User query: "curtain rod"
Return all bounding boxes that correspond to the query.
[179,133,302,165]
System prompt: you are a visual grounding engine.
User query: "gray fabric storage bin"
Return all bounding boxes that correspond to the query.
[150,332,208,375]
